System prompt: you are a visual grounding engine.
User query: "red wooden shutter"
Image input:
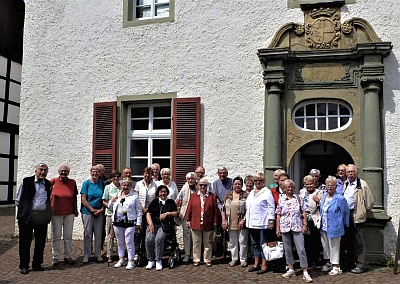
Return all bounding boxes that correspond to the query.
[92,102,117,179]
[172,97,201,190]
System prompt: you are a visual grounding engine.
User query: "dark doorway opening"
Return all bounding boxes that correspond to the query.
[289,140,354,190]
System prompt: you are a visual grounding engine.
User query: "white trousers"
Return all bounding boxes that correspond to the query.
[321,231,341,265]
[228,229,249,262]
[82,213,104,258]
[114,225,136,260]
[191,229,212,263]
[51,214,75,260]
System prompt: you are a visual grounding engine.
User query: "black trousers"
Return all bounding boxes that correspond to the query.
[304,220,322,266]
[18,220,48,269]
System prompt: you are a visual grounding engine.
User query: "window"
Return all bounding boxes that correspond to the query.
[135,0,170,20]
[123,0,175,28]
[128,103,172,179]
[93,97,200,190]
[293,100,352,132]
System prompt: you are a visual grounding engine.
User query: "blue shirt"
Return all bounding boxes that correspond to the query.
[16,176,47,210]
[81,179,105,215]
[336,178,345,195]
[212,177,233,208]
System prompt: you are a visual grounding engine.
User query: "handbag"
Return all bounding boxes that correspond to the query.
[262,241,284,261]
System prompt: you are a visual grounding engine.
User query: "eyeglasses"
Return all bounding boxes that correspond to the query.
[337,169,345,172]
[199,184,208,187]
[112,175,121,178]
[195,172,205,174]
[254,180,263,182]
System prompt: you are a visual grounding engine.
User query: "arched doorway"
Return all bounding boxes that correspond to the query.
[289,140,354,190]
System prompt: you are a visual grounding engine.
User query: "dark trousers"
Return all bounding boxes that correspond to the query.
[18,220,48,269]
[344,214,366,269]
[304,220,322,266]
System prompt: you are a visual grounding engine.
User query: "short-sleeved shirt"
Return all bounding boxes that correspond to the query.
[147,198,177,227]
[50,177,78,215]
[275,195,306,233]
[81,179,105,215]
[102,182,121,216]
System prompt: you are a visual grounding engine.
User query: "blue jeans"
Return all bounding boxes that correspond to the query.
[249,228,268,259]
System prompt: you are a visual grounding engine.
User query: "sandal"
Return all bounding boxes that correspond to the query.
[321,263,333,272]
[328,267,342,276]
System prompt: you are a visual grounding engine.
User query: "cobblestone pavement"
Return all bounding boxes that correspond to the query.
[1,206,400,283]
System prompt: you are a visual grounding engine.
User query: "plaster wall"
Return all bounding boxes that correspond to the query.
[18,0,400,254]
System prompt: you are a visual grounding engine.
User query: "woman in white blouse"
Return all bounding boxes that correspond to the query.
[156,168,178,200]
[245,173,275,274]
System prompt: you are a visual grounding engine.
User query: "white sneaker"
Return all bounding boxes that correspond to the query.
[156,260,163,271]
[114,259,127,268]
[134,254,138,261]
[126,261,135,270]
[182,255,190,263]
[303,272,313,283]
[146,261,155,270]
[83,256,89,263]
[282,269,296,278]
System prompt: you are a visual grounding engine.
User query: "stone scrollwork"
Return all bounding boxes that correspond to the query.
[341,19,354,35]
[343,131,356,146]
[288,132,301,147]
[294,24,305,36]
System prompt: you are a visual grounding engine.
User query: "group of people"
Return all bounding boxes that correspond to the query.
[15,162,374,282]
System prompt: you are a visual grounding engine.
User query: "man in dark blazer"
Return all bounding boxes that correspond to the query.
[16,163,52,274]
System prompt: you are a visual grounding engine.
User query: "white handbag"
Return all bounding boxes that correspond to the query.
[262,241,284,261]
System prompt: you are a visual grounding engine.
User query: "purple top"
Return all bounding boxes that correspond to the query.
[275,194,306,233]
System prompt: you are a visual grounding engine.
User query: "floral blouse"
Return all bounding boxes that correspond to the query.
[275,194,306,233]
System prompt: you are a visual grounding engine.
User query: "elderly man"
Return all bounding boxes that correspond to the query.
[212,167,233,258]
[151,163,161,181]
[121,167,136,189]
[343,164,374,274]
[212,167,233,209]
[50,165,78,266]
[195,165,212,190]
[176,172,198,263]
[16,163,52,274]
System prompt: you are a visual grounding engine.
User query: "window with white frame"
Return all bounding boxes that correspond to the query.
[128,103,171,179]
[293,101,352,132]
[135,0,170,20]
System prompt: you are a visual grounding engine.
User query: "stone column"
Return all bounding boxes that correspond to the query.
[264,82,284,185]
[362,80,383,209]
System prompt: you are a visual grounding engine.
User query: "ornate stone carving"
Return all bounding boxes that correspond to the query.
[305,8,341,49]
[343,131,356,146]
[294,24,305,36]
[288,132,301,147]
[294,62,350,82]
[341,19,354,34]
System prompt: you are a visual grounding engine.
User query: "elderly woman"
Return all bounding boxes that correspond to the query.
[145,185,178,271]
[244,175,254,193]
[135,167,158,213]
[50,165,78,266]
[102,169,122,263]
[156,168,178,200]
[335,164,347,195]
[246,173,275,274]
[221,176,249,267]
[316,176,349,275]
[269,169,286,189]
[81,166,106,263]
[109,178,142,270]
[175,172,198,263]
[185,178,218,267]
[300,175,324,267]
[276,179,312,283]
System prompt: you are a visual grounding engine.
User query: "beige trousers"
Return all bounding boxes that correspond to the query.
[191,228,212,263]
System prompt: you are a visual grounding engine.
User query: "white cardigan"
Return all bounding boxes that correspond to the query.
[245,187,275,229]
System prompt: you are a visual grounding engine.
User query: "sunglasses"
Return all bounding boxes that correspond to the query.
[254,180,264,182]
[199,184,208,187]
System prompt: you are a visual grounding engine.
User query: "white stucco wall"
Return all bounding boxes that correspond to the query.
[19,0,400,253]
